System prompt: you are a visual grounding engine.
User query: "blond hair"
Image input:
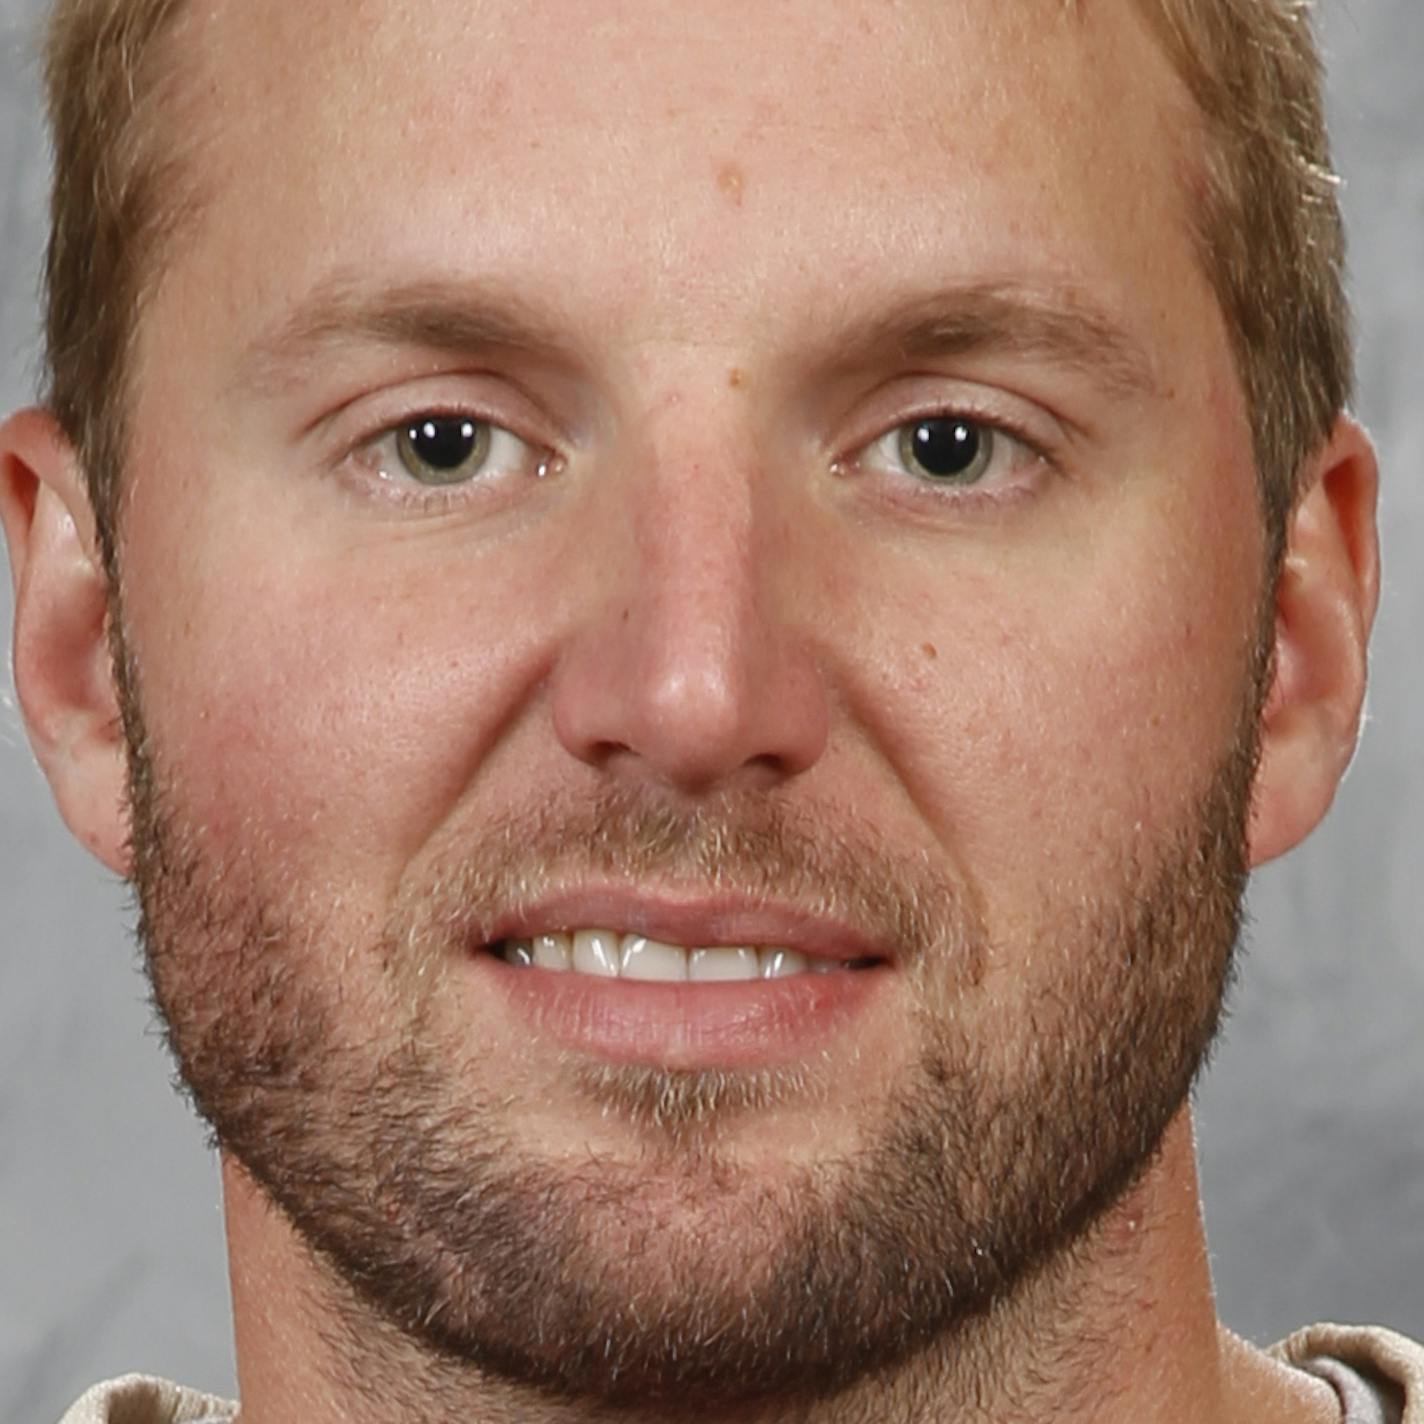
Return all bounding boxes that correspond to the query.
[1137,0,1350,558]
[41,0,1350,570]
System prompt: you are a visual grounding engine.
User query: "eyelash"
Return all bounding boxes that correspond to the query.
[837,407,1056,511]
[335,401,1057,515]
[343,409,556,513]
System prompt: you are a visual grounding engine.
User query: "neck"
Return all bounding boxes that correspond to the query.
[222,1110,1334,1424]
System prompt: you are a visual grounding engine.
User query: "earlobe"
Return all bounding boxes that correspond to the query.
[1248,415,1381,868]
[0,407,131,876]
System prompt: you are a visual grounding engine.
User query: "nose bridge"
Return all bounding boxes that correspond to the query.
[549,401,829,793]
[629,413,762,659]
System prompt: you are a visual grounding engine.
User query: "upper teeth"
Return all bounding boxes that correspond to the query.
[495,930,856,981]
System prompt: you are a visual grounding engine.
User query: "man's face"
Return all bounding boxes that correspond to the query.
[116,0,1267,1408]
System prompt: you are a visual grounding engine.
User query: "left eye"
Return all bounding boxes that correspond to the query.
[854,415,1025,492]
[357,414,541,489]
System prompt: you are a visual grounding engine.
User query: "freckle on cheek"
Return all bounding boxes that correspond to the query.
[922,642,939,661]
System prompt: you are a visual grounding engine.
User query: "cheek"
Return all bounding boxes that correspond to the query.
[868,478,1264,908]
[120,527,548,886]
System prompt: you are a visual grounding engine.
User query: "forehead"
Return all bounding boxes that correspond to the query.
[145,0,1202,358]
[189,0,1173,129]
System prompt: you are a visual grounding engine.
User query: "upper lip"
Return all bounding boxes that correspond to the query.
[480,886,895,965]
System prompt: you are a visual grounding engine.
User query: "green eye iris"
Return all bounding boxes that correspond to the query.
[898,418,994,484]
[395,416,491,485]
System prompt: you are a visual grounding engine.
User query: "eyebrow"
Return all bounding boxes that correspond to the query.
[234,273,1160,406]
[233,274,571,397]
[833,282,1162,403]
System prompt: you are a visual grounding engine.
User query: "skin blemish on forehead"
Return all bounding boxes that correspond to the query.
[716,161,746,208]
[727,367,745,390]
[922,643,939,661]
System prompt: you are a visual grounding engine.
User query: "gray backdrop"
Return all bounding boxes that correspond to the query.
[1,2,1420,1421]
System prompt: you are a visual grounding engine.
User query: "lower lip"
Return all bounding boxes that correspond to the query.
[471,952,889,1068]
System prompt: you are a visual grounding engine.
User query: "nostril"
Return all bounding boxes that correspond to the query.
[585,737,634,770]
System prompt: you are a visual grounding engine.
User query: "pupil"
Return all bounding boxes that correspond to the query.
[909,419,982,479]
[408,417,478,470]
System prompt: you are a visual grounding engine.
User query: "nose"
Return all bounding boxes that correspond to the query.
[548,434,830,796]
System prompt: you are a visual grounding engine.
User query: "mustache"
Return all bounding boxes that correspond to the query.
[390,784,983,975]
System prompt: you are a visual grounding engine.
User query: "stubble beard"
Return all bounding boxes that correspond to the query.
[118,633,1263,1415]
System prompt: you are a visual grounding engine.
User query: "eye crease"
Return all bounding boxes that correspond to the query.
[351,411,555,499]
[352,407,1032,508]
[849,412,1043,498]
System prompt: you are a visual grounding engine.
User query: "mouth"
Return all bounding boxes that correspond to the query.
[470,896,896,1069]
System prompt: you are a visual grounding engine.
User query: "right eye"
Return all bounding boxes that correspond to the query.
[355,413,546,491]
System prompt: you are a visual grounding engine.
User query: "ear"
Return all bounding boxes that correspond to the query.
[0,407,131,875]
[1248,414,1381,867]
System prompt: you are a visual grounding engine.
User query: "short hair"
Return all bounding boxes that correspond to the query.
[41,0,1350,573]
